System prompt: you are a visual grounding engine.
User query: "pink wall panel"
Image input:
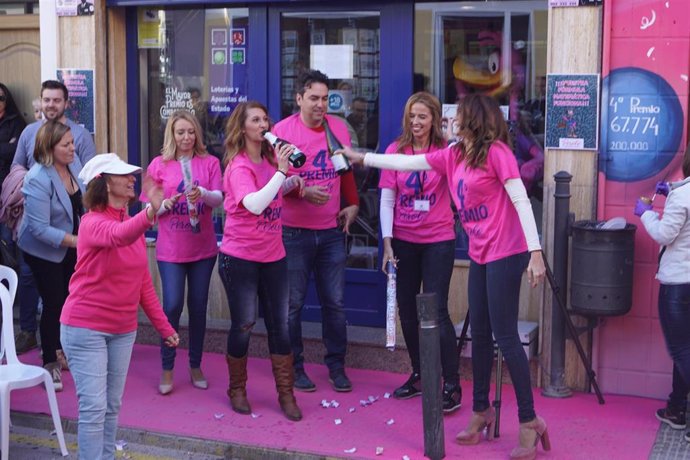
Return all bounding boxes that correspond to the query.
[596,0,689,399]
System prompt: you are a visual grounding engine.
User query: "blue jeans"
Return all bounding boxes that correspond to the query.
[283,227,347,372]
[218,253,291,357]
[61,325,136,460]
[468,252,536,423]
[393,238,458,383]
[157,256,216,370]
[668,363,689,411]
[658,283,690,406]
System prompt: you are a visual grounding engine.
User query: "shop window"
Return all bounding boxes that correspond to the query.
[279,11,381,270]
[137,7,250,174]
[415,1,547,258]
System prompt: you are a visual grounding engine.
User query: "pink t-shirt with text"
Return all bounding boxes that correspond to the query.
[220,153,285,263]
[144,154,222,263]
[273,114,351,229]
[426,141,527,264]
[379,142,455,244]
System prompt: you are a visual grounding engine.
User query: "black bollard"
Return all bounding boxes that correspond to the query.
[417,293,445,460]
[542,171,573,398]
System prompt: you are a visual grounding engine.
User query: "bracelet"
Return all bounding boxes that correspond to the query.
[277,170,288,177]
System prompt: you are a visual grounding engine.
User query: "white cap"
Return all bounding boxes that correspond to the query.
[79,153,142,185]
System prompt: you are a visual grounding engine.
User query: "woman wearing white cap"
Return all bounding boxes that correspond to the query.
[60,153,179,460]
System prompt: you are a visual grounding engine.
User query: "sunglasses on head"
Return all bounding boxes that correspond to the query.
[0,95,6,102]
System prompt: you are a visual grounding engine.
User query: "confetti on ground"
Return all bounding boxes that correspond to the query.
[402,455,410,460]
[384,392,391,398]
[360,400,370,407]
[368,395,378,403]
[334,418,342,425]
[115,440,127,451]
[344,447,357,454]
[321,399,331,408]
[250,413,262,418]
[349,407,356,413]
[376,446,384,455]
[331,400,340,408]
[214,413,225,420]
[386,418,395,425]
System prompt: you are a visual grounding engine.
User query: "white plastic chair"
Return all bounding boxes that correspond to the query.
[0,265,68,459]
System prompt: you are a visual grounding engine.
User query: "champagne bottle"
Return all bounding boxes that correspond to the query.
[323,118,351,175]
[262,130,307,168]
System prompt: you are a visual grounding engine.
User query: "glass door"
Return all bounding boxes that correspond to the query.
[268,6,397,327]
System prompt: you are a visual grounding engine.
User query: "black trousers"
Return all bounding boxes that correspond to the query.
[23,249,76,365]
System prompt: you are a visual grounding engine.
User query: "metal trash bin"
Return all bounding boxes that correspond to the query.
[570,220,636,317]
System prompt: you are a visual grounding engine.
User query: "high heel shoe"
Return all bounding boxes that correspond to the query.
[456,408,496,445]
[159,370,174,395]
[510,415,551,460]
[190,367,208,390]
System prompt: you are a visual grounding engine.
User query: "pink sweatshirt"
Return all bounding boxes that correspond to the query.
[61,206,175,338]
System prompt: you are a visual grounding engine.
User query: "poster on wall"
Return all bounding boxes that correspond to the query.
[56,0,94,16]
[545,74,600,150]
[57,69,95,134]
[208,24,249,116]
[137,8,163,49]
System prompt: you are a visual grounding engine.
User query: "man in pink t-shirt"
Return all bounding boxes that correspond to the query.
[273,70,359,393]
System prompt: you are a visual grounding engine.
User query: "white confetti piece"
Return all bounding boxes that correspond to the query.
[384,392,391,399]
[344,447,357,454]
[349,407,356,413]
[376,446,384,455]
[115,440,127,451]
[681,74,689,82]
[321,400,331,408]
[386,418,395,425]
[250,413,262,418]
[334,418,343,425]
[213,413,225,420]
[402,456,411,460]
[360,400,370,407]
[640,9,656,30]
[665,1,669,7]
[647,46,655,58]
[331,400,340,408]
[368,395,377,403]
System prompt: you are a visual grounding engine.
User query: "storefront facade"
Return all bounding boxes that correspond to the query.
[5,0,688,398]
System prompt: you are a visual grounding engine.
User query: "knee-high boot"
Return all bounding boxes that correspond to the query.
[226,355,251,414]
[270,354,303,421]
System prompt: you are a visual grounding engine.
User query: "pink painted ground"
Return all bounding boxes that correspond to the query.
[15,344,660,459]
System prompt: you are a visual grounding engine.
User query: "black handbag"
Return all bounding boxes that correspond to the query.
[0,239,18,272]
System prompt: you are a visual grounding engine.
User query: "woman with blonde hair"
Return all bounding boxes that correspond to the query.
[379,92,460,413]
[18,119,84,392]
[219,101,304,420]
[143,109,222,394]
[342,93,549,460]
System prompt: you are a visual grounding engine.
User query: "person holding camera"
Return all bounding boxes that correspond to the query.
[635,142,690,443]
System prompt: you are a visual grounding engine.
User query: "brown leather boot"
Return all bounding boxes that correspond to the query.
[270,354,303,421]
[225,355,251,414]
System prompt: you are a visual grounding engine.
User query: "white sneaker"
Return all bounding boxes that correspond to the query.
[44,362,63,392]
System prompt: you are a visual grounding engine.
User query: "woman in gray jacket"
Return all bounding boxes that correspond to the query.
[635,142,690,442]
[18,120,84,392]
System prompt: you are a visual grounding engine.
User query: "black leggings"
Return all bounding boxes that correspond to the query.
[23,249,76,365]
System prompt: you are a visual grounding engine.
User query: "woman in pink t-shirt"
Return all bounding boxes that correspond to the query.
[379,92,460,413]
[144,110,223,395]
[219,101,304,421]
[343,94,549,460]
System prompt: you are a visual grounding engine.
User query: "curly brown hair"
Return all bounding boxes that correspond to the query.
[452,94,512,169]
[223,101,276,167]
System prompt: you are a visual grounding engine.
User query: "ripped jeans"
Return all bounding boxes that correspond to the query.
[218,253,291,358]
